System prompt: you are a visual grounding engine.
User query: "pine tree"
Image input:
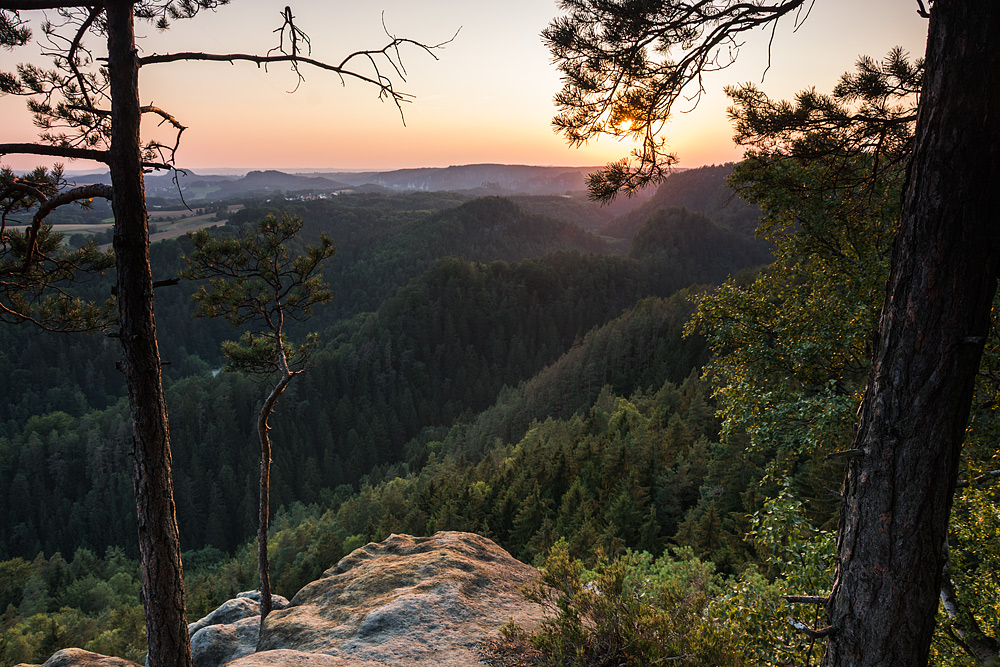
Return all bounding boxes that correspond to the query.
[182,214,334,624]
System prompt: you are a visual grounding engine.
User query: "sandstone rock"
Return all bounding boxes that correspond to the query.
[237,531,544,667]
[16,648,140,667]
[190,615,260,667]
[188,591,291,667]
[26,532,541,667]
[235,590,291,610]
[188,596,258,638]
[216,649,383,667]
[187,592,290,636]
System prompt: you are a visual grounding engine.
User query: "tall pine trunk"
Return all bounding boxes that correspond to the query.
[106,2,192,666]
[822,2,1000,664]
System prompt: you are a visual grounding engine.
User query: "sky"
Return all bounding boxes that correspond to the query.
[1,1,929,174]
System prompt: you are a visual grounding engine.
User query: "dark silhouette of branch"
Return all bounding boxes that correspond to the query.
[65,6,102,111]
[30,181,110,224]
[0,0,98,9]
[2,180,111,272]
[267,5,310,91]
[140,31,455,117]
[0,142,109,162]
[788,617,836,640]
[1,9,31,47]
[955,469,1000,489]
[142,104,187,164]
[545,0,813,199]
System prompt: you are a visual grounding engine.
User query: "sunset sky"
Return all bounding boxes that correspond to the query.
[1,1,929,174]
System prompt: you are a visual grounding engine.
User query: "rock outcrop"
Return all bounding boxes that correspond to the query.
[237,531,544,667]
[189,591,291,667]
[16,649,141,667]
[20,532,542,667]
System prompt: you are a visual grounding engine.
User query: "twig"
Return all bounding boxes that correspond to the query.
[824,448,864,461]
[788,617,836,639]
[783,595,828,604]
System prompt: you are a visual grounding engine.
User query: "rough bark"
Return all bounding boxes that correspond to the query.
[106,2,192,666]
[256,321,294,629]
[822,2,1000,665]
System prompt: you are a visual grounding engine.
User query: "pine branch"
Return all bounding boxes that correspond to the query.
[0,142,109,162]
[0,0,96,9]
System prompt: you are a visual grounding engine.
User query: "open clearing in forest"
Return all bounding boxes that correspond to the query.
[57,204,244,247]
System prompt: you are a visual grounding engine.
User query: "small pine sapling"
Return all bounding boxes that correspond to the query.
[182,214,335,624]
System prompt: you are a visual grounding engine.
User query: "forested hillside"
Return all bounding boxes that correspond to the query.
[0,164,779,665]
[0,166,768,561]
[600,163,762,240]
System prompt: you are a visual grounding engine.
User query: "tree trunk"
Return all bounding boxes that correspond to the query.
[256,395,274,625]
[257,370,293,629]
[822,3,1000,665]
[106,2,192,666]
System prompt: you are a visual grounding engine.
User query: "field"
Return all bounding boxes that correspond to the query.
[56,204,244,246]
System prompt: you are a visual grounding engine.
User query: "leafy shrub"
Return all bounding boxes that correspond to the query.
[707,490,834,666]
[512,541,740,666]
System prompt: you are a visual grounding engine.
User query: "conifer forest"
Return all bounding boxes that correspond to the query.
[2,1,999,666]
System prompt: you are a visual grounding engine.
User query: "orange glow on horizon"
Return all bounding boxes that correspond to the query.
[0,1,927,176]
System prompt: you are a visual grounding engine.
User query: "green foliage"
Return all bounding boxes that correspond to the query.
[0,549,145,667]
[688,150,898,471]
[686,49,1000,665]
[0,185,769,562]
[183,213,335,374]
[0,167,116,332]
[685,54,915,534]
[629,206,771,296]
[603,164,763,240]
[219,330,319,376]
[516,541,739,667]
[708,491,834,666]
[275,371,726,574]
[183,545,256,622]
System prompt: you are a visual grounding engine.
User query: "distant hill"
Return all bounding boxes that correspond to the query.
[67,164,633,201]
[328,164,602,195]
[505,193,650,234]
[628,206,773,294]
[601,164,761,239]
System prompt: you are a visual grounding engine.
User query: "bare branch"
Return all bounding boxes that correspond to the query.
[824,448,865,461]
[783,595,828,604]
[955,469,1000,489]
[142,50,410,100]
[788,617,836,639]
[0,0,98,9]
[66,6,102,112]
[141,104,187,164]
[140,29,455,116]
[266,5,311,92]
[0,142,109,162]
